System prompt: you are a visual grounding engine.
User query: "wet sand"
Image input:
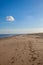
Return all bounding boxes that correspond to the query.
[0,34,43,65]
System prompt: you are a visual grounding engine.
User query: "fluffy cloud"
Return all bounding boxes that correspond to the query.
[6,16,15,22]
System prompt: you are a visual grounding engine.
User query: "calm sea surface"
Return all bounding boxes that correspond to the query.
[0,34,19,38]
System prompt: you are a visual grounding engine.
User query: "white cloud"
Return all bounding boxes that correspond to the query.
[6,16,15,22]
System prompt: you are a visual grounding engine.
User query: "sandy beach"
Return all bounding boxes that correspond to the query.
[0,34,43,65]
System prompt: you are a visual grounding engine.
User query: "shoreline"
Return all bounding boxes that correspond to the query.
[0,33,43,40]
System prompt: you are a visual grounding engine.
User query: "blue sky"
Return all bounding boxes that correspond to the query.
[0,0,43,34]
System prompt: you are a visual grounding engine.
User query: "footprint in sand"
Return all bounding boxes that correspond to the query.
[15,48,18,51]
[29,59,31,62]
[32,64,34,65]
[11,57,15,64]
[21,59,24,63]
[31,54,37,61]
[37,62,42,65]
[9,56,17,64]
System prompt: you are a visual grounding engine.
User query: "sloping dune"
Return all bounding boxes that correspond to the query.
[0,34,43,65]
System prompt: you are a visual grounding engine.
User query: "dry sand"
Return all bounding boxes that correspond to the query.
[0,34,43,65]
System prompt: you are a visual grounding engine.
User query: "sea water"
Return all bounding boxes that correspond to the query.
[0,34,17,38]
